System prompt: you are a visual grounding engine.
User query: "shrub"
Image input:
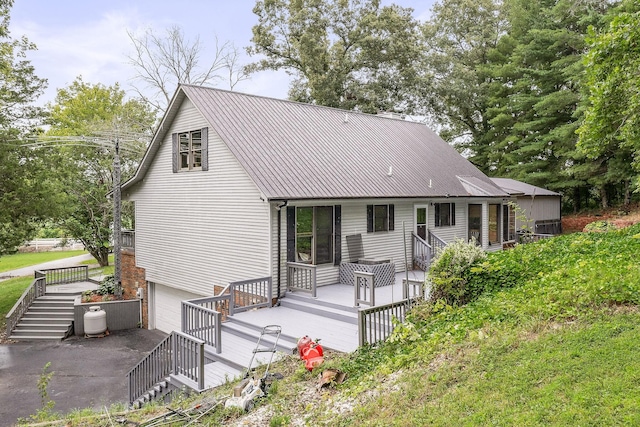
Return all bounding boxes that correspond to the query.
[428,239,486,306]
[583,220,616,232]
[97,275,116,295]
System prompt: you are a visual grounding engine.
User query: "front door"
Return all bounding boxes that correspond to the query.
[415,205,428,240]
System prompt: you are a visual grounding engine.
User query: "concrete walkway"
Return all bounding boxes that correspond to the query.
[0,253,96,281]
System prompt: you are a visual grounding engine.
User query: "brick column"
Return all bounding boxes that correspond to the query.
[121,248,148,328]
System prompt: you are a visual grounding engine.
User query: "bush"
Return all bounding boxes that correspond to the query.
[428,239,486,306]
[583,220,617,232]
[97,275,116,295]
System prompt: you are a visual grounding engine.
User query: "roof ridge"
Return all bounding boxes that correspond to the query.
[179,84,426,126]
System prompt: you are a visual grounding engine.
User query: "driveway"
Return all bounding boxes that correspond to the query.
[0,328,167,426]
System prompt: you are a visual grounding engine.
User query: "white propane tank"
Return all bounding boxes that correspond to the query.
[84,306,107,335]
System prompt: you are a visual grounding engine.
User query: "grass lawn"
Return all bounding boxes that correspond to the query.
[0,250,87,273]
[0,276,33,331]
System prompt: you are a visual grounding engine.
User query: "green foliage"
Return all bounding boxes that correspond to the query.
[577,6,640,193]
[0,0,55,255]
[248,0,425,113]
[97,275,116,295]
[46,77,155,267]
[583,220,617,232]
[35,362,56,420]
[428,238,487,306]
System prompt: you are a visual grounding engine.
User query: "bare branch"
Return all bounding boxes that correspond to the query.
[126,26,248,111]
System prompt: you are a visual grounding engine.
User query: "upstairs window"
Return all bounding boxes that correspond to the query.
[172,128,208,172]
[179,130,202,170]
[434,203,455,227]
[367,204,395,232]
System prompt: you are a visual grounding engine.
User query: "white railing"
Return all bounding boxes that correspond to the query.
[412,233,432,271]
[354,271,376,307]
[287,262,317,297]
[428,230,447,254]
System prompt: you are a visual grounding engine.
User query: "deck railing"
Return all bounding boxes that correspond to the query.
[5,276,46,337]
[357,300,410,347]
[172,331,206,391]
[127,333,173,404]
[354,271,376,307]
[35,265,89,285]
[229,277,272,315]
[121,230,135,249]
[181,301,222,353]
[412,233,432,271]
[127,331,205,404]
[428,230,447,254]
[517,231,555,244]
[287,262,317,297]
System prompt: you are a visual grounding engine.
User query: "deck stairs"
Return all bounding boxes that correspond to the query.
[9,292,78,341]
[278,291,358,325]
[169,291,358,394]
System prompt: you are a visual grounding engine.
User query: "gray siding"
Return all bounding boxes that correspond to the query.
[125,97,271,297]
[515,196,561,230]
[273,199,482,290]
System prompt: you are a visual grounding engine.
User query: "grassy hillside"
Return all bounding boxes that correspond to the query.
[19,225,640,426]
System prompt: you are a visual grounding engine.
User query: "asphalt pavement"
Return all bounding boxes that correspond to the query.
[0,328,168,426]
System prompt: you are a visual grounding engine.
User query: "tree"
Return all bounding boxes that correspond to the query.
[577,5,640,202]
[419,0,508,161]
[46,78,155,266]
[248,0,425,113]
[127,26,248,113]
[0,0,53,255]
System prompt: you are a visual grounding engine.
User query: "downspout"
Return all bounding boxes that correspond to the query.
[276,200,288,302]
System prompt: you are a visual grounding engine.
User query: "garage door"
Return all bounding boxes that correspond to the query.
[153,283,201,333]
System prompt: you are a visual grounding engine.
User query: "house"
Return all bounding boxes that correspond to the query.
[121,85,513,333]
[490,178,562,235]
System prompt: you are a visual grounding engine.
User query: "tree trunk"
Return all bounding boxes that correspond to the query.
[624,180,631,206]
[88,247,110,267]
[599,185,609,209]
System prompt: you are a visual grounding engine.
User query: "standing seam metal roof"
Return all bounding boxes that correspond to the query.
[126,85,508,200]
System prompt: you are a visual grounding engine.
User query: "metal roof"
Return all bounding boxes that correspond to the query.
[124,85,508,200]
[490,178,561,197]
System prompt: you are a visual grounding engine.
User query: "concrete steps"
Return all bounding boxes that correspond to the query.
[9,294,77,341]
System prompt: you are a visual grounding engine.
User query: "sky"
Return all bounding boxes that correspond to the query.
[9,0,436,107]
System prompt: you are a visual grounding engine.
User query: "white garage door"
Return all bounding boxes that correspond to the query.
[153,283,201,334]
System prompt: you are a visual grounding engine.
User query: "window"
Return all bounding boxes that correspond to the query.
[296,206,334,265]
[435,203,455,227]
[367,204,395,232]
[172,128,208,172]
[489,204,501,245]
[503,204,515,241]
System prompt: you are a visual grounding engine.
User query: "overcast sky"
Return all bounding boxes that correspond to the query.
[9,0,435,106]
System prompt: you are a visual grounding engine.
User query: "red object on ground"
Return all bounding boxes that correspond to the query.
[297,335,324,370]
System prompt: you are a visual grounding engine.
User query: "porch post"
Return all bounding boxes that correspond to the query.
[481,202,489,251]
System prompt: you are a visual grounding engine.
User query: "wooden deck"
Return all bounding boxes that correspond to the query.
[195,270,428,389]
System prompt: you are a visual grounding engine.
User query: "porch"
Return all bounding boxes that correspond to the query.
[128,270,427,407]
